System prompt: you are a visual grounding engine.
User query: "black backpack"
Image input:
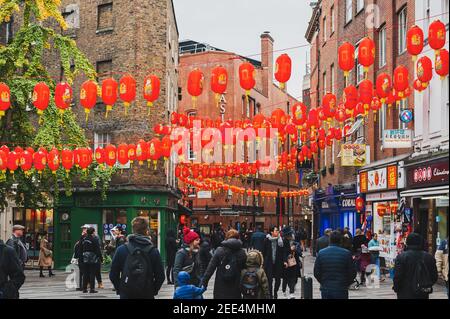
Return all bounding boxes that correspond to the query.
[219,250,239,282]
[120,243,154,298]
[240,268,259,298]
[412,254,433,296]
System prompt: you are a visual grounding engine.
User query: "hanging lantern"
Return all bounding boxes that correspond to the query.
[143,75,160,113]
[393,65,409,100]
[355,196,365,213]
[80,80,98,122]
[127,144,136,164]
[47,148,60,174]
[78,148,92,171]
[343,124,351,137]
[370,97,382,120]
[7,151,19,174]
[407,25,424,61]
[148,138,162,169]
[187,68,204,108]
[358,79,373,115]
[239,62,256,99]
[334,127,343,141]
[95,147,106,166]
[358,37,376,74]
[119,75,136,115]
[307,108,319,132]
[136,140,148,165]
[335,105,346,124]
[102,78,118,118]
[310,141,318,154]
[32,150,47,173]
[117,144,129,166]
[20,150,33,174]
[318,139,326,150]
[428,19,446,54]
[104,144,117,167]
[32,82,50,117]
[0,149,7,173]
[161,136,172,160]
[375,73,392,103]
[54,82,72,115]
[291,102,307,126]
[416,56,433,88]
[211,65,228,104]
[435,49,449,79]
[343,85,358,116]
[0,83,11,120]
[275,54,292,89]
[413,79,425,92]
[61,149,74,173]
[322,93,337,122]
[338,42,355,78]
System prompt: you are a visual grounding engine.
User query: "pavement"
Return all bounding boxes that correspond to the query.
[19,251,448,299]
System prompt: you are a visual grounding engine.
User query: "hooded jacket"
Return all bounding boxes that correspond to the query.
[262,234,285,278]
[173,271,205,299]
[0,241,25,299]
[109,234,165,299]
[240,250,270,299]
[201,238,247,299]
[173,244,201,287]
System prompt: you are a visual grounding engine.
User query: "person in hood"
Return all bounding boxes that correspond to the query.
[199,237,212,278]
[240,250,270,299]
[173,271,206,299]
[262,226,285,299]
[393,233,438,299]
[109,217,165,299]
[201,229,247,299]
[250,225,266,252]
[173,227,201,287]
[0,240,25,299]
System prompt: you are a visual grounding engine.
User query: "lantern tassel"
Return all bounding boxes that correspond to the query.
[105,105,112,119]
[124,102,130,116]
[85,109,90,123]
[147,101,153,116]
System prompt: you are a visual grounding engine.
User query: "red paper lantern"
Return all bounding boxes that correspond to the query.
[117,144,129,166]
[413,79,425,92]
[343,85,358,114]
[95,147,106,166]
[187,68,204,107]
[104,144,117,167]
[54,82,72,114]
[375,73,392,103]
[291,102,307,126]
[101,78,118,118]
[211,65,228,99]
[428,20,446,53]
[61,149,74,173]
[355,196,364,213]
[161,136,172,159]
[358,79,373,114]
[32,82,50,115]
[239,62,256,97]
[7,151,19,174]
[338,42,355,78]
[358,37,376,73]
[148,138,162,169]
[318,139,326,150]
[393,65,409,99]
[343,124,351,137]
[119,75,136,115]
[307,109,319,132]
[20,150,33,173]
[47,149,60,173]
[32,150,47,173]
[143,75,160,110]
[334,127,343,141]
[435,49,449,79]
[370,97,382,119]
[310,141,318,154]
[0,83,11,120]
[127,144,136,163]
[0,149,7,173]
[136,140,148,165]
[80,80,98,122]
[407,25,424,61]
[322,93,337,121]
[275,54,292,89]
[78,148,92,170]
[416,56,433,88]
[335,105,346,124]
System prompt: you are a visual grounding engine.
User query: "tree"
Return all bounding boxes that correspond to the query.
[0,0,115,209]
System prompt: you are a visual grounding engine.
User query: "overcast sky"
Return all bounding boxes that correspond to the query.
[173,0,313,99]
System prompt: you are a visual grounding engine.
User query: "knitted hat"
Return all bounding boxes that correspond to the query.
[282,226,293,237]
[406,232,423,247]
[183,227,199,245]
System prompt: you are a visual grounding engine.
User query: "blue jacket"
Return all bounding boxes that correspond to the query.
[250,231,266,252]
[173,271,205,299]
[314,244,356,292]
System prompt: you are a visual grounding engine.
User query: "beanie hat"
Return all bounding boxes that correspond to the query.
[183,227,199,245]
[282,226,293,237]
[406,232,423,247]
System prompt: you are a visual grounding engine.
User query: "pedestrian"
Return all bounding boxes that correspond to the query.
[281,227,302,299]
[393,233,438,299]
[250,225,266,252]
[262,226,284,299]
[435,239,448,298]
[0,240,25,299]
[342,227,353,251]
[93,231,104,290]
[173,227,201,288]
[199,237,212,279]
[352,228,368,254]
[368,233,384,280]
[106,225,126,258]
[201,229,247,299]
[165,229,177,285]
[80,227,103,294]
[38,231,54,278]
[299,227,308,252]
[316,228,332,254]
[5,225,28,269]
[240,250,270,299]
[173,271,206,299]
[73,225,88,291]
[109,217,165,299]
[313,231,356,299]
[357,244,371,285]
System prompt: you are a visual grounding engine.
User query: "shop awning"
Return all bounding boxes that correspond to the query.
[400,185,449,198]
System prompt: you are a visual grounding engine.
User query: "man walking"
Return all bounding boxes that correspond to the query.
[0,239,25,299]
[314,231,356,299]
[316,228,332,255]
[6,225,28,269]
[263,226,285,299]
[250,225,266,252]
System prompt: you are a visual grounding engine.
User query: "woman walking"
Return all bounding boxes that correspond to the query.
[38,231,54,278]
[173,227,201,287]
[165,230,178,285]
[81,227,103,293]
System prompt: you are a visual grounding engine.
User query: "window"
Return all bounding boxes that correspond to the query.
[330,6,335,34]
[379,104,386,141]
[97,2,113,31]
[330,64,335,94]
[355,42,365,83]
[443,0,449,26]
[379,25,387,67]
[331,140,335,164]
[424,0,431,36]
[96,60,112,82]
[323,72,327,95]
[346,0,353,24]
[398,7,407,54]
[94,132,111,149]
[357,0,364,13]
[323,16,327,41]
[324,147,327,167]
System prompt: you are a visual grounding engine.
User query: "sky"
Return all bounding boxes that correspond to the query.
[173,0,314,99]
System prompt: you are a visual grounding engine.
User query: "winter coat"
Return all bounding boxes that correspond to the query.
[201,238,247,299]
[283,240,302,279]
[240,250,270,299]
[342,234,353,251]
[38,238,53,267]
[109,234,165,299]
[5,235,28,267]
[80,235,102,264]
[314,244,356,292]
[173,245,201,287]
[173,272,205,299]
[435,241,449,282]
[0,241,26,299]
[250,231,266,252]
[393,243,438,299]
[262,235,285,279]
[199,240,212,277]
[316,235,329,254]
[165,234,177,267]
[352,235,368,253]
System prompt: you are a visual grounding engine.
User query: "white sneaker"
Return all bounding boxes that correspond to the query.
[282,291,288,298]
[289,293,295,299]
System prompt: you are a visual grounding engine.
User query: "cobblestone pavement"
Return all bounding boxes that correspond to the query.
[19,251,448,299]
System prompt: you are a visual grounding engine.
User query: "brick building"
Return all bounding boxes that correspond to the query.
[177,33,304,235]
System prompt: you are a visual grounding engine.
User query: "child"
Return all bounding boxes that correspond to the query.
[240,250,270,299]
[173,271,205,299]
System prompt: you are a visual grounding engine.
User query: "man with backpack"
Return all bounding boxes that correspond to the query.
[0,240,25,299]
[109,217,165,299]
[240,250,270,299]
[393,233,438,299]
[6,225,28,269]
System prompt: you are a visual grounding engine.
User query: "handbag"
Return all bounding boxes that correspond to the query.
[82,251,99,264]
[43,249,53,258]
[182,262,195,274]
[287,254,297,268]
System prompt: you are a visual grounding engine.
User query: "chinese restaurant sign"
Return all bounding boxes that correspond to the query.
[382,129,412,148]
[359,165,398,193]
[341,144,366,167]
[407,159,449,188]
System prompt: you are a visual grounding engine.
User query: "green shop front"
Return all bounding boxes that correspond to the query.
[53,189,184,269]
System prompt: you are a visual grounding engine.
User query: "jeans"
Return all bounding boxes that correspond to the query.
[95,263,102,284]
[321,289,349,299]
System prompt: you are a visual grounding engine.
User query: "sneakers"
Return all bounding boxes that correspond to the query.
[89,290,98,294]
[282,291,288,298]
[289,293,295,299]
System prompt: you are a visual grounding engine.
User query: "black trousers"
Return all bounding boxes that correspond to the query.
[266,264,281,298]
[78,262,84,288]
[166,264,174,283]
[82,263,97,291]
[282,276,298,294]
[95,262,102,284]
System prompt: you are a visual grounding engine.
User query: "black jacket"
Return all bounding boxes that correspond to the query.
[165,234,177,266]
[316,235,329,254]
[250,231,266,252]
[201,238,247,299]
[263,235,285,279]
[393,245,438,299]
[0,241,25,299]
[352,235,368,253]
[283,240,302,279]
[173,245,201,287]
[5,236,28,267]
[80,235,103,264]
[199,240,212,277]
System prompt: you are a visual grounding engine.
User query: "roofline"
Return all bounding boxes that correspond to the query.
[171,0,179,36]
[305,2,321,43]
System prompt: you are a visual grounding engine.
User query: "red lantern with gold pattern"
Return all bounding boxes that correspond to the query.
[78,148,92,171]
[136,140,148,165]
[291,102,307,126]
[370,97,382,119]
[211,65,228,101]
[33,149,47,173]
[355,196,364,213]
[117,144,129,166]
[47,148,60,173]
[239,62,256,97]
[148,138,162,169]
[343,85,358,114]
[358,37,375,73]
[376,73,392,103]
[358,79,373,114]
[322,93,337,121]
[407,25,424,61]
[161,136,172,159]
[80,80,97,122]
[338,42,355,78]
[318,139,326,150]
[413,79,425,92]
[187,68,204,107]
[20,150,33,173]
[95,147,106,166]
[102,78,118,118]
[143,75,160,110]
[7,151,19,174]
[393,65,409,99]
[416,56,433,88]
[104,144,117,167]
[435,49,449,79]
[335,105,346,124]
[32,82,50,115]
[119,75,136,115]
[275,54,292,89]
[54,82,72,114]
[61,149,74,173]
[428,20,446,53]
[127,144,136,163]
[0,83,11,120]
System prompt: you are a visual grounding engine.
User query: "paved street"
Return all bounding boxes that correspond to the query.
[19,251,448,299]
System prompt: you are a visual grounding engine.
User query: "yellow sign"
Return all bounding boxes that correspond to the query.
[341,144,366,167]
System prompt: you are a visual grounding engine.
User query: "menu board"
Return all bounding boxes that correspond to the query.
[341,144,367,167]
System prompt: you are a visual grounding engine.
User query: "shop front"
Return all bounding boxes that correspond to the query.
[400,156,449,253]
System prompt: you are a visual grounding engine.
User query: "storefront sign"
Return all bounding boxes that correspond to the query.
[341,144,367,167]
[197,191,212,199]
[342,198,356,208]
[407,159,449,188]
[359,171,368,193]
[366,191,398,201]
[368,168,387,191]
[360,165,398,193]
[382,129,412,148]
[387,166,398,189]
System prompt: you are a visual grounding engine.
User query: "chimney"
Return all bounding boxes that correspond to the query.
[261,31,274,98]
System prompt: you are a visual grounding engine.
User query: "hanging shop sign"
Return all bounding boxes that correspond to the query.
[382,129,412,148]
[368,167,387,191]
[341,144,366,167]
[342,198,356,208]
[359,165,398,193]
[407,158,449,188]
[366,191,398,201]
[197,191,212,199]
[399,109,414,124]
